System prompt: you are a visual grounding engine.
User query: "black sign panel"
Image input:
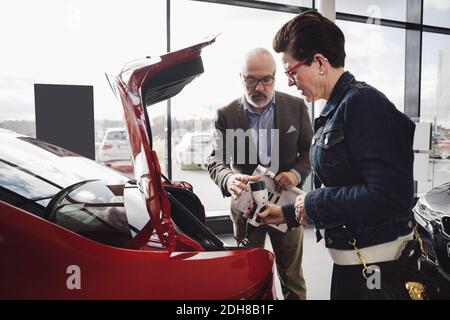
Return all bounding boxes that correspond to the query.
[34,84,95,160]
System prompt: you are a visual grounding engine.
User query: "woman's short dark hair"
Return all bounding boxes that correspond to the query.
[273,10,346,68]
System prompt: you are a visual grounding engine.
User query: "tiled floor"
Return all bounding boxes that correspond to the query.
[219,227,333,300]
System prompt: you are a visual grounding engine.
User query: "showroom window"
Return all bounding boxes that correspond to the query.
[423,0,450,28]
[336,20,406,112]
[421,32,450,190]
[336,0,407,21]
[0,0,166,171]
[148,102,168,175]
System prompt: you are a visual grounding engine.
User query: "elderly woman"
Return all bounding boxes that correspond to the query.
[257,10,416,299]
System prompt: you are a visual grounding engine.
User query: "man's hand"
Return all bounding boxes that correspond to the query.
[257,204,285,225]
[274,171,298,193]
[243,202,254,220]
[227,174,260,200]
[294,192,309,226]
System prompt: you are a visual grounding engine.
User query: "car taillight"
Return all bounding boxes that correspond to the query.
[102,144,113,150]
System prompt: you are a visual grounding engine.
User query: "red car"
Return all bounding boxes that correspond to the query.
[0,37,276,299]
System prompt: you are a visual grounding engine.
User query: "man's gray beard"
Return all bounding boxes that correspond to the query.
[248,96,270,109]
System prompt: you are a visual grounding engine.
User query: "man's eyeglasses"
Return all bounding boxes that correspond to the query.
[284,58,309,81]
[242,75,275,87]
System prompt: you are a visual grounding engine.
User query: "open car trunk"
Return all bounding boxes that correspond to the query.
[0,38,276,300]
[110,36,236,251]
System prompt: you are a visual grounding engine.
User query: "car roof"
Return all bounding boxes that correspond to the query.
[105,128,126,132]
[435,133,450,139]
[184,132,212,137]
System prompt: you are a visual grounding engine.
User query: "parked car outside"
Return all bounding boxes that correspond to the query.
[413,182,450,283]
[174,132,213,170]
[98,128,133,177]
[432,133,450,159]
[0,37,276,299]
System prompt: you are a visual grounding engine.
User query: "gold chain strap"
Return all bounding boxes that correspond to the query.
[408,226,428,300]
[413,226,424,254]
[349,238,370,279]
[349,225,427,300]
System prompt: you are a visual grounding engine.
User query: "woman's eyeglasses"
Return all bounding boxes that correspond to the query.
[284,58,309,81]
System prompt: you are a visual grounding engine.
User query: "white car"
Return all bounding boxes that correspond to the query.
[174,132,212,170]
[432,133,450,159]
[98,128,132,176]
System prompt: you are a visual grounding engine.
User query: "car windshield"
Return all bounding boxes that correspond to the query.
[0,134,129,188]
[49,180,134,248]
[106,130,127,141]
[434,134,449,141]
[0,134,141,248]
[0,160,137,248]
[0,159,60,207]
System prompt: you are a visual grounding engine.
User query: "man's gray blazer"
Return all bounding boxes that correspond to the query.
[207,91,313,197]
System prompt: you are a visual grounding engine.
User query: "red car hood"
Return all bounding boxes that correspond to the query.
[110,36,216,249]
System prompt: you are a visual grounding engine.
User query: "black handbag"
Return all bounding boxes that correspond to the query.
[348,226,450,300]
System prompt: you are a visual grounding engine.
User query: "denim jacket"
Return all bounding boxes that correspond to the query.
[303,71,416,250]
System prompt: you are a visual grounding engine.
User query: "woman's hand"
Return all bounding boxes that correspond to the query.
[243,203,285,225]
[257,204,286,225]
[243,203,254,220]
[294,192,309,226]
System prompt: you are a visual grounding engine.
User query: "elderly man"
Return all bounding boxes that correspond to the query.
[207,48,313,300]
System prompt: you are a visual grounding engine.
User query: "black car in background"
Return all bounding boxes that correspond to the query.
[413,182,450,282]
